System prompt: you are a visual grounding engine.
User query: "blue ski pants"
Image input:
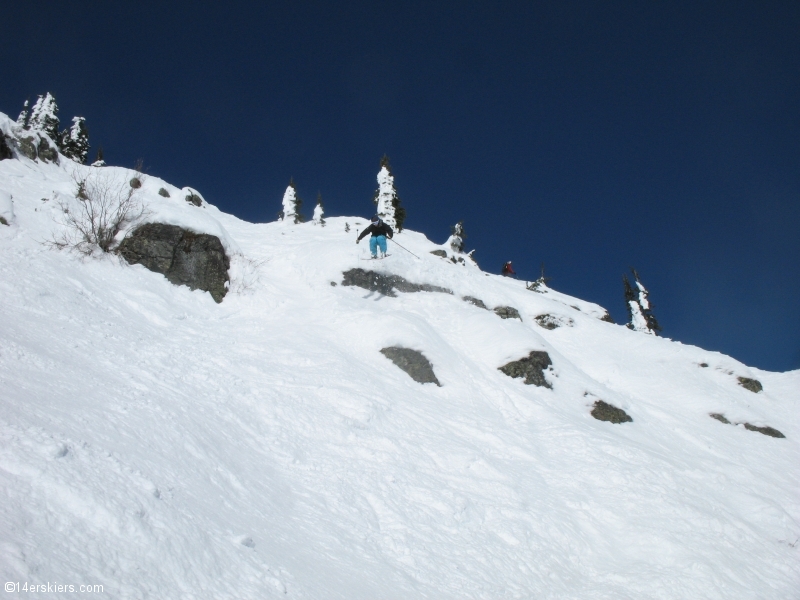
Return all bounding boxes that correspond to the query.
[370,235,388,256]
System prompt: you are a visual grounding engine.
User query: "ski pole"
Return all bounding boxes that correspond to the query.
[389,238,419,259]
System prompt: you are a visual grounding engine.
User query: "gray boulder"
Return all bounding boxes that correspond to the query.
[737,377,762,393]
[341,268,452,297]
[0,135,12,160]
[17,136,38,160]
[591,400,632,423]
[534,314,574,329]
[429,249,447,258]
[494,306,521,321]
[119,223,230,303]
[463,296,487,309]
[498,350,552,388]
[37,137,59,163]
[380,347,440,386]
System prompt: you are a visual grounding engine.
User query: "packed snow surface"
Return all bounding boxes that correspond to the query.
[1,115,798,598]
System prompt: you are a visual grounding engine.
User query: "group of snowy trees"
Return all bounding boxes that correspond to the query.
[16,93,92,164]
[278,155,407,231]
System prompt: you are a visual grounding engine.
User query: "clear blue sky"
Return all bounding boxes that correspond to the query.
[4,1,798,371]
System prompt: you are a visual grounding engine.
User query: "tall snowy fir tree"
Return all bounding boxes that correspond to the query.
[16,99,30,129]
[373,155,406,232]
[448,220,466,252]
[279,179,303,224]
[28,93,60,141]
[312,193,325,226]
[59,116,90,163]
[623,268,661,335]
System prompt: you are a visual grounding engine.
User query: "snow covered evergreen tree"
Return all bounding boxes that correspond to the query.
[312,193,325,226]
[59,117,90,163]
[16,99,30,129]
[279,178,304,224]
[447,220,466,252]
[91,147,106,167]
[28,93,60,141]
[373,155,406,232]
[623,268,661,335]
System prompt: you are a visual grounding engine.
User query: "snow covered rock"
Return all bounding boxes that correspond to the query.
[380,347,441,386]
[591,400,633,424]
[462,295,487,309]
[710,413,785,438]
[494,305,521,320]
[118,223,230,303]
[498,350,553,388]
[341,268,452,297]
[534,313,574,329]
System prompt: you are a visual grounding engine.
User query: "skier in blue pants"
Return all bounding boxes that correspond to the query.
[356,215,394,258]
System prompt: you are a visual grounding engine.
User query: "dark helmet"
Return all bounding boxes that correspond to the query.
[371,215,381,224]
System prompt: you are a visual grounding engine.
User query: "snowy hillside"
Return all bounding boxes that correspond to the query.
[1,112,798,599]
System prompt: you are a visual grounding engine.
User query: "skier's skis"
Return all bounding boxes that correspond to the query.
[359,254,391,261]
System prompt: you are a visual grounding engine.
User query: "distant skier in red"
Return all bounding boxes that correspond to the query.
[502,261,516,277]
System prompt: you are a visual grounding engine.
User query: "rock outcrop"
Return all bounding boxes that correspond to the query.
[462,296,487,309]
[494,306,521,321]
[534,314,574,329]
[498,351,552,388]
[341,268,452,297]
[709,413,784,438]
[591,400,632,423]
[0,135,12,160]
[737,377,762,393]
[380,347,441,386]
[119,223,230,303]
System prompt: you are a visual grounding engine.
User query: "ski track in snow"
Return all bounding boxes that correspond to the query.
[1,114,799,598]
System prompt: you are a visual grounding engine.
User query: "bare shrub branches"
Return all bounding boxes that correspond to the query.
[49,170,148,255]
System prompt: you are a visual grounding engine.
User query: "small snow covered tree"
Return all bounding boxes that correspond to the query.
[279,178,304,223]
[312,193,326,226]
[16,99,31,129]
[623,268,661,335]
[92,147,106,167]
[373,155,406,232]
[28,93,60,142]
[448,220,466,252]
[59,116,90,163]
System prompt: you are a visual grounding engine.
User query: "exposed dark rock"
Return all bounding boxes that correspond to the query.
[743,423,785,438]
[380,347,440,386]
[463,296,487,309]
[429,249,447,258]
[737,377,762,393]
[130,177,142,189]
[0,135,12,160]
[709,413,731,424]
[158,188,170,197]
[185,193,203,207]
[699,362,709,368]
[118,223,230,303]
[709,413,784,438]
[330,281,337,286]
[498,351,552,388]
[591,400,633,424]
[600,311,615,323]
[36,137,59,163]
[0,217,8,226]
[494,306,521,321]
[341,268,452,297]
[17,136,37,160]
[534,314,573,329]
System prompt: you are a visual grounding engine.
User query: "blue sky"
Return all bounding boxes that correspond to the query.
[3,1,798,371]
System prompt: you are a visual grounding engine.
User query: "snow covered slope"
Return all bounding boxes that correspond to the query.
[1,115,798,598]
